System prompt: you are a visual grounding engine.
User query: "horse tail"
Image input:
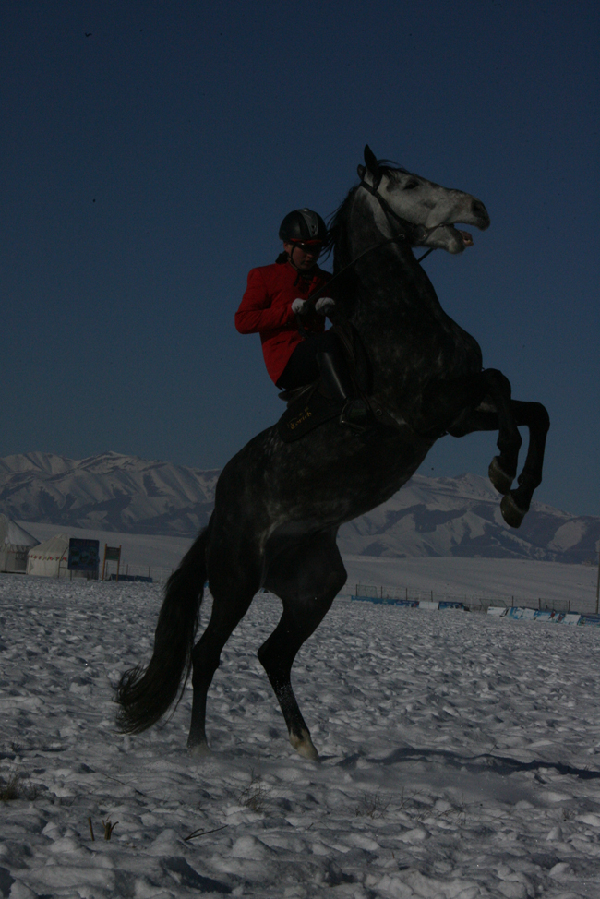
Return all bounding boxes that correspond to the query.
[115,526,209,734]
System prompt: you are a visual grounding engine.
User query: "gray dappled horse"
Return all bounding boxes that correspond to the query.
[116,147,549,760]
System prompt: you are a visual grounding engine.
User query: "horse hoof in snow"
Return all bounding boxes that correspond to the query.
[290,730,319,761]
[187,740,211,759]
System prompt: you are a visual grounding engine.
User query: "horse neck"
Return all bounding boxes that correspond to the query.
[333,191,482,411]
[336,192,440,326]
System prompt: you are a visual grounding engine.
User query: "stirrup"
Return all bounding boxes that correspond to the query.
[277,382,317,405]
[340,398,371,431]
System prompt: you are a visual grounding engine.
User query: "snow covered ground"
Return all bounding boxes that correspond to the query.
[2,570,600,898]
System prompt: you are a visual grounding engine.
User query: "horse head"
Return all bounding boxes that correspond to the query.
[358,145,490,254]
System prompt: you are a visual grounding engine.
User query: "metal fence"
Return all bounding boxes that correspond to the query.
[353,583,593,615]
[102,562,174,584]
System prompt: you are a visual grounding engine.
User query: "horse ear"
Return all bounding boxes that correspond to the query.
[357,163,366,180]
[364,145,379,177]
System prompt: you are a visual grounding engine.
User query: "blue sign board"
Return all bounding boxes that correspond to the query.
[68,538,100,571]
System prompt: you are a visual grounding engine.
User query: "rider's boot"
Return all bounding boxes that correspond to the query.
[317,351,371,431]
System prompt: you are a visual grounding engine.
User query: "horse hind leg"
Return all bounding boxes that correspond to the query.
[187,539,260,755]
[186,598,252,755]
[258,528,346,760]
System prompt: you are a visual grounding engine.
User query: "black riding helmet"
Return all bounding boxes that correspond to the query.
[279,208,328,244]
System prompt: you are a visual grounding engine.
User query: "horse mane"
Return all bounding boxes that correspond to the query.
[324,158,411,321]
[325,186,358,273]
[325,158,409,271]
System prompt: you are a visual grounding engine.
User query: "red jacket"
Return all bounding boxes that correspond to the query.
[235,261,331,384]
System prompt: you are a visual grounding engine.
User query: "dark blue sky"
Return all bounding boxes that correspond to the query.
[2,1,599,516]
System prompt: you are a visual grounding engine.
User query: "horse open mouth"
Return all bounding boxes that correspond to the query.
[421,223,475,254]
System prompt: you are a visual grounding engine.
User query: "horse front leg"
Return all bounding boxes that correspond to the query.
[424,368,522,495]
[444,368,522,495]
[480,369,523,496]
[447,396,549,528]
[498,400,550,527]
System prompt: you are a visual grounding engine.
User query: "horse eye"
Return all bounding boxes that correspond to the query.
[403,179,419,190]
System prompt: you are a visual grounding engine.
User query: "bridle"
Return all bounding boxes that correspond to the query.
[358,175,440,262]
[305,177,438,307]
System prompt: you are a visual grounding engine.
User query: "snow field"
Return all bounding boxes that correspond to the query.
[1,574,600,897]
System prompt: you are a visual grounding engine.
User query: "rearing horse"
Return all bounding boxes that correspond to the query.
[116,147,549,760]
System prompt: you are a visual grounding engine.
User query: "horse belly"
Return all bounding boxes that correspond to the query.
[265,425,433,530]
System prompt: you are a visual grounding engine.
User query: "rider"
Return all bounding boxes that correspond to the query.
[235,208,370,428]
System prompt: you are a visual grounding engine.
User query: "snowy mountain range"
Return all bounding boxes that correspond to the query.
[0,451,218,539]
[0,451,598,564]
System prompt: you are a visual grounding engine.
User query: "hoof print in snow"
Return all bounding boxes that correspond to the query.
[162,857,232,893]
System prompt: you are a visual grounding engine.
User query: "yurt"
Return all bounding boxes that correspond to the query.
[26,534,99,579]
[26,535,70,578]
[0,514,39,573]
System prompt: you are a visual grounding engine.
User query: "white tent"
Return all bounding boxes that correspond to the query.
[26,534,96,580]
[0,515,39,573]
[26,534,70,578]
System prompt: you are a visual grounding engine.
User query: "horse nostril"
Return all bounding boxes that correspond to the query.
[473,199,487,216]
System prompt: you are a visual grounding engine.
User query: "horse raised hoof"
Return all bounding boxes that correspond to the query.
[500,493,527,529]
[488,456,514,496]
[289,729,319,761]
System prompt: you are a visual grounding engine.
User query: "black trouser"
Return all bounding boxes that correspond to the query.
[276,331,348,391]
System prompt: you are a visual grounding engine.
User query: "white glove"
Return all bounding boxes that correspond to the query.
[292,298,309,315]
[315,296,335,316]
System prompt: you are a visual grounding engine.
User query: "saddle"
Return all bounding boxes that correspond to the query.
[277,321,397,442]
[277,382,340,442]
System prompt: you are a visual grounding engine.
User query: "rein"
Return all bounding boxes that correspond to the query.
[358,177,439,263]
[294,229,407,336]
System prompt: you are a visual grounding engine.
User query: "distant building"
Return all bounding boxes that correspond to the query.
[26,534,98,579]
[0,515,39,573]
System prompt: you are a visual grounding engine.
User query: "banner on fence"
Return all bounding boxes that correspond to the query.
[507,607,536,620]
[352,595,418,607]
[578,614,600,627]
[533,610,565,623]
[352,585,591,620]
